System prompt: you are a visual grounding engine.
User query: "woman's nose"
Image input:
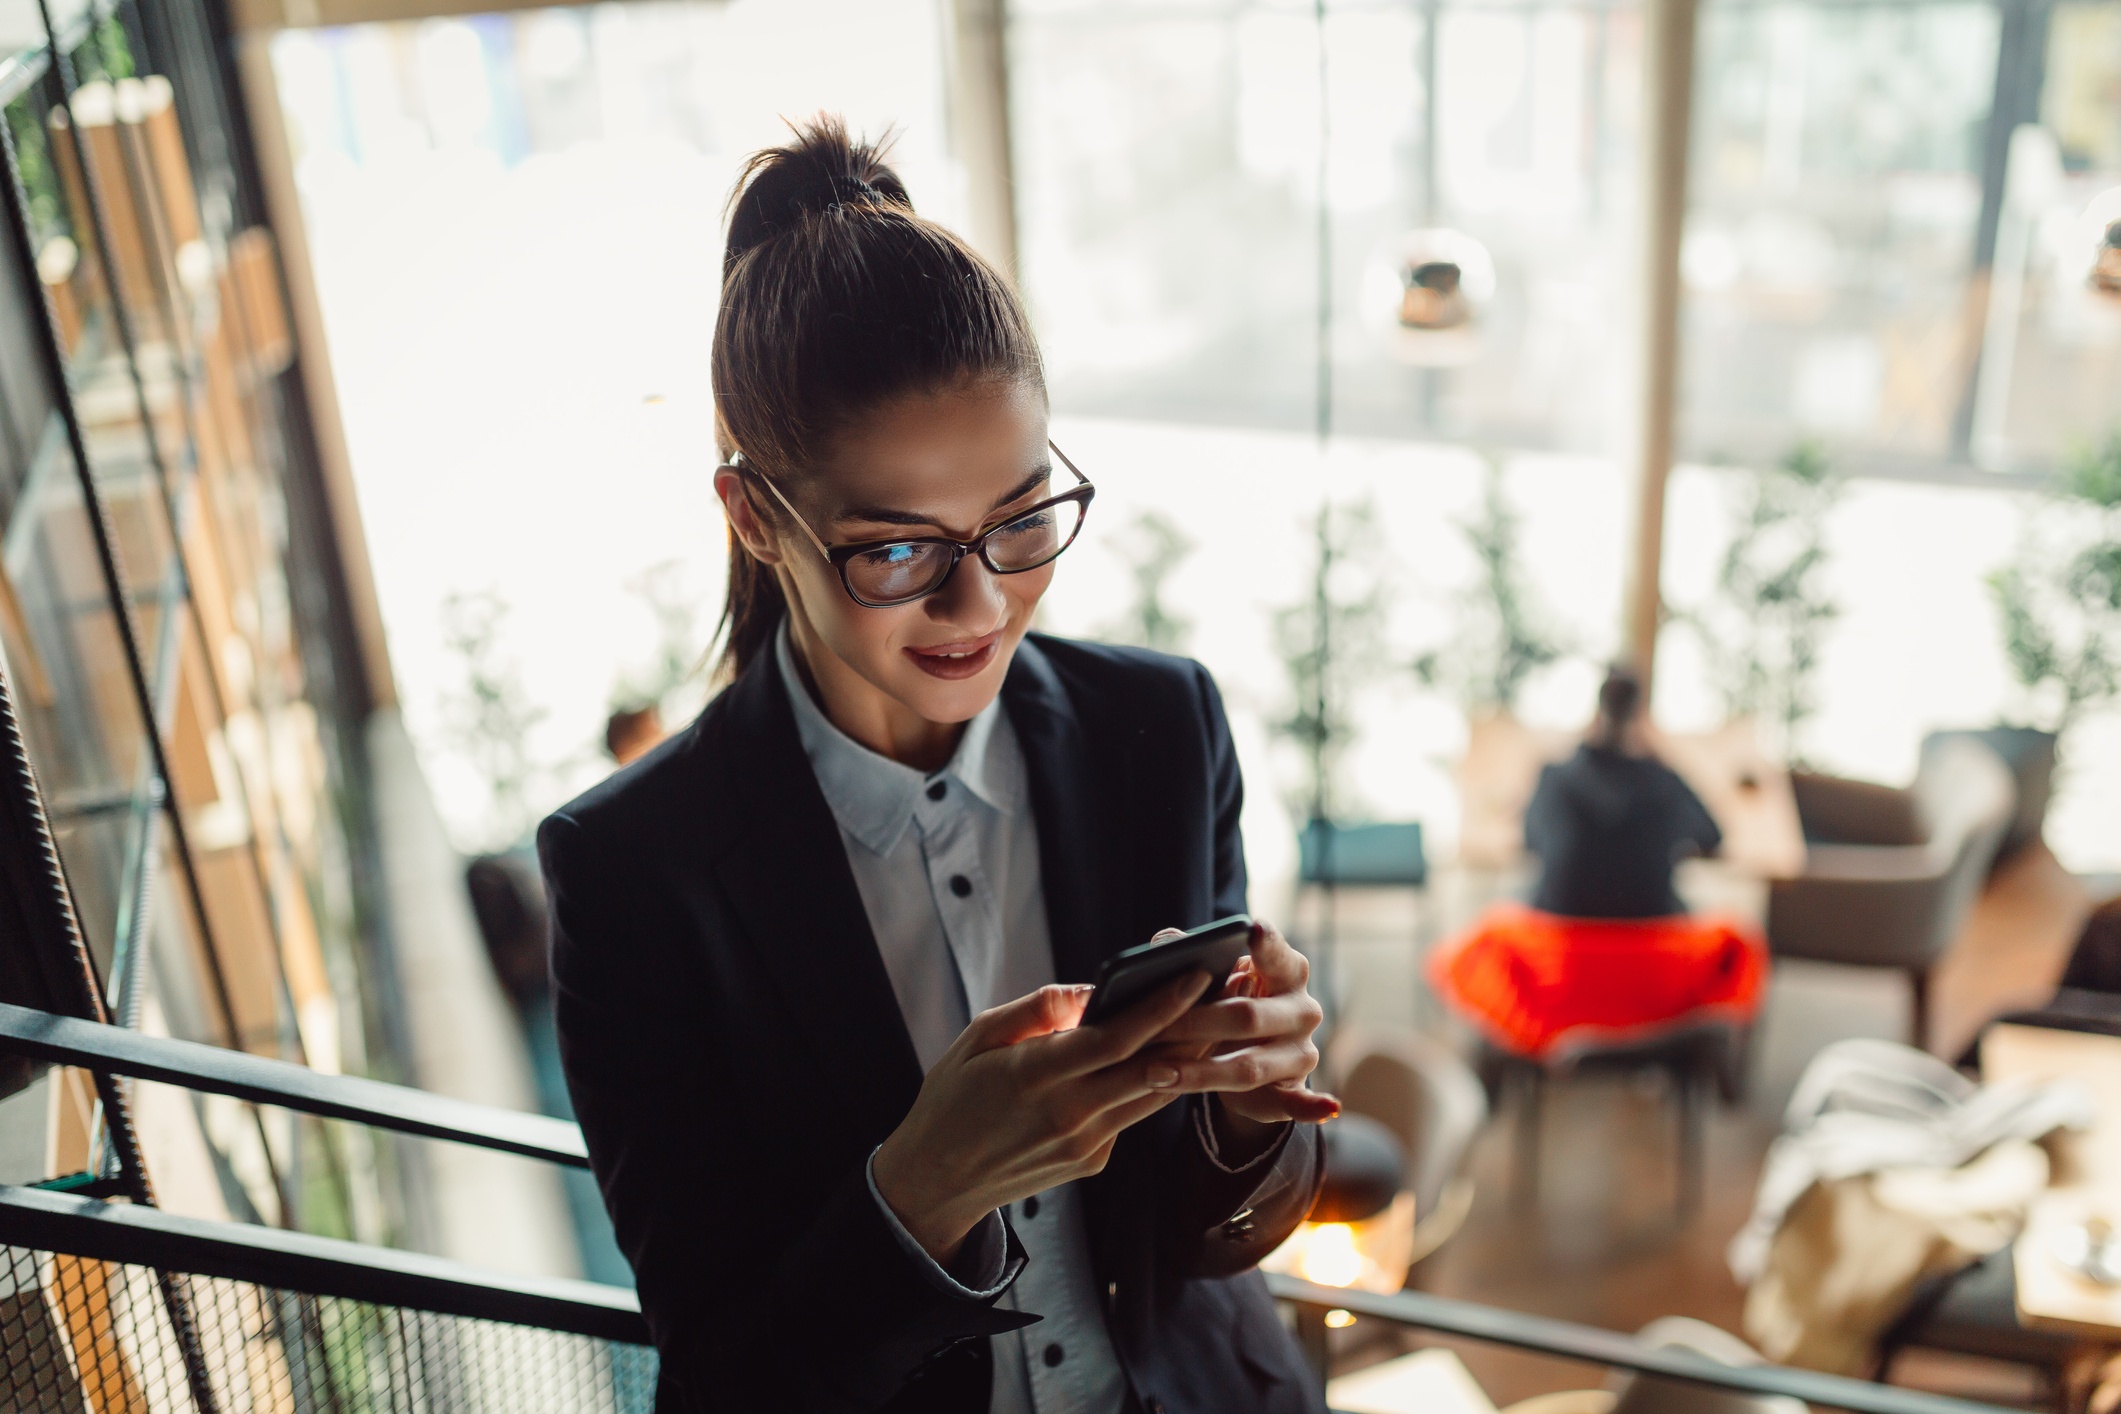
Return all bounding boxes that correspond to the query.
[931,551,1007,626]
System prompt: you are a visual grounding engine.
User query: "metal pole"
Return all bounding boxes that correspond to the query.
[1620,0,1699,694]
[1311,0,1341,1033]
[1951,0,2052,459]
[945,0,1019,283]
[0,619,222,1414]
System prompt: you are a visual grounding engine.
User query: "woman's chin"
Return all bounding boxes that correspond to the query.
[890,642,1015,723]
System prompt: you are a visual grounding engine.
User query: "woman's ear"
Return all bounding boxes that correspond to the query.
[714,464,785,567]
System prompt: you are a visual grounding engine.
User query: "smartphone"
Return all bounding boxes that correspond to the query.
[1082,914,1254,1025]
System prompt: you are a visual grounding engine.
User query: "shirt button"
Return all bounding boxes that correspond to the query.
[1021,1195,1039,1219]
[926,780,946,801]
[949,874,972,898]
[1043,1343,1064,1368]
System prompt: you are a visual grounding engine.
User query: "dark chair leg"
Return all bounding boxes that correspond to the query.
[1512,1065,1543,1213]
[1674,1065,1705,1220]
[1910,967,1932,1054]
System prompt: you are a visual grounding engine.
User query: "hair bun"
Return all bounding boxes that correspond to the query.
[724,117,912,276]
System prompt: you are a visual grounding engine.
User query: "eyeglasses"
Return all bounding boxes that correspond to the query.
[728,442,1096,609]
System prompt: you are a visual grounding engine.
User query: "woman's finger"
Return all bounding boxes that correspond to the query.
[1225,1084,1343,1124]
[956,983,1092,1055]
[1151,991,1316,1046]
[1158,1039,1318,1094]
[1244,920,1310,995]
[1045,970,1212,1075]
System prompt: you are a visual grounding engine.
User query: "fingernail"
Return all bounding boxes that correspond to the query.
[1148,1064,1178,1089]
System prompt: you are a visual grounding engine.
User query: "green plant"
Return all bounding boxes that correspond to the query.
[4,99,64,247]
[440,588,547,850]
[1098,509,1194,653]
[1270,496,1391,821]
[1989,431,2121,736]
[1676,443,1841,760]
[1414,461,1569,714]
[609,559,702,714]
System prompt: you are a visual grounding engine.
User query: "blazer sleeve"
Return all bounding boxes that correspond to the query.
[1197,661,1250,919]
[540,812,1033,1414]
[1148,664,1326,1279]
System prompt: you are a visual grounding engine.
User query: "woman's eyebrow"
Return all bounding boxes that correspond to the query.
[836,467,1052,529]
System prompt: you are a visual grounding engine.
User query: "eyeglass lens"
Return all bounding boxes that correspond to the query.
[842,496,1087,605]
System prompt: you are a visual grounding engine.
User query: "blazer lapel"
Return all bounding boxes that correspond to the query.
[1003,638,1116,985]
[709,656,926,1143]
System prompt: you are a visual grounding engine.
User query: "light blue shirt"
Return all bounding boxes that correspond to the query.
[775,628,1129,1414]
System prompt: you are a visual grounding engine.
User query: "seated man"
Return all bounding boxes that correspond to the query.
[1524,665,1720,918]
[1432,666,1766,1062]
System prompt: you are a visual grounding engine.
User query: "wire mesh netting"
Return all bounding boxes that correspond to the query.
[0,1242,658,1413]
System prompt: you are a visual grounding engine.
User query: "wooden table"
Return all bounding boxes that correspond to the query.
[1982,1024,2121,1338]
[1455,713,1806,882]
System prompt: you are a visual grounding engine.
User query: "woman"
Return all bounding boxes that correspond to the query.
[539,119,1335,1414]
[1523,664,1720,920]
[1431,665,1763,1066]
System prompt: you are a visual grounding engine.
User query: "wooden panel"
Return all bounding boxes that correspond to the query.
[226,230,291,378]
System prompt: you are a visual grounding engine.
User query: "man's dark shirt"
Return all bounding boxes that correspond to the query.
[1524,744,1721,919]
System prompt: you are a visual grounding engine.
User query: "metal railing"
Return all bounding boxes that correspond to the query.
[0,1000,588,1167]
[1268,1277,2016,1414]
[0,1005,2029,1414]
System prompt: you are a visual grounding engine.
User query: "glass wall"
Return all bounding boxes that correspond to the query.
[1010,0,2117,477]
[0,0,386,1238]
[267,0,957,851]
[1011,0,1644,451]
[1008,0,2121,876]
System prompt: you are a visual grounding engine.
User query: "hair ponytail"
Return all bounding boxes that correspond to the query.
[709,116,1043,681]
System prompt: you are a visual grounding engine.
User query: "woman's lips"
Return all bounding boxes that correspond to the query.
[904,631,1002,681]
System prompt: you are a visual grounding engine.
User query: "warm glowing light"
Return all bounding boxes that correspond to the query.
[1296,1223,1364,1288]
[1261,1193,1420,1294]
[1324,1308,1357,1329]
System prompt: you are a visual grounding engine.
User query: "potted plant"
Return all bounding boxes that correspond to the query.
[1413,462,1569,714]
[1979,430,2121,856]
[1673,443,1841,766]
[1270,496,1391,826]
[440,588,550,853]
[1413,463,1572,868]
[1097,509,1195,654]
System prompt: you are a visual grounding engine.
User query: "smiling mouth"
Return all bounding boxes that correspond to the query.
[904,631,1002,680]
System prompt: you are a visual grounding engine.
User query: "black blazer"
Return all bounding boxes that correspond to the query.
[539,634,1328,1414]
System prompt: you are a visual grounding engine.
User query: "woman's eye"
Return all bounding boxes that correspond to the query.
[997,510,1053,537]
[857,544,919,568]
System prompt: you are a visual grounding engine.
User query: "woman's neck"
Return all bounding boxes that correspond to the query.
[786,611,966,772]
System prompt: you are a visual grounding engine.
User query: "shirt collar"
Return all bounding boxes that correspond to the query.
[775,624,1018,856]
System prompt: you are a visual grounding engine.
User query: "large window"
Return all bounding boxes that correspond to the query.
[267,0,958,850]
[0,0,383,1237]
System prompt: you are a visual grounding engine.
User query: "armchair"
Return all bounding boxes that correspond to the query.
[1765,737,2014,1051]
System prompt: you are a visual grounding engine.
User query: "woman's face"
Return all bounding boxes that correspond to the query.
[721,380,1057,735]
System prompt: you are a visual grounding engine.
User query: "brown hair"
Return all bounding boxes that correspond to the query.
[710,116,1043,679]
[1588,662,1643,748]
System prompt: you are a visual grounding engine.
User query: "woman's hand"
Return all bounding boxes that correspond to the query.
[871,971,1213,1267]
[1147,919,1338,1152]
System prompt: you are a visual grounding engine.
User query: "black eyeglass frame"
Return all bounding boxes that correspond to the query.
[726,441,1097,609]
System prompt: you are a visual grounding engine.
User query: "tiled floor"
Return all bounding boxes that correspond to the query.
[1312,844,2099,1407]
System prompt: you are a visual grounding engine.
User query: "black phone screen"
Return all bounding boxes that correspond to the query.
[1082,914,1253,1024]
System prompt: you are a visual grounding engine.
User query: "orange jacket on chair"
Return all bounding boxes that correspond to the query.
[1430,903,1769,1059]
